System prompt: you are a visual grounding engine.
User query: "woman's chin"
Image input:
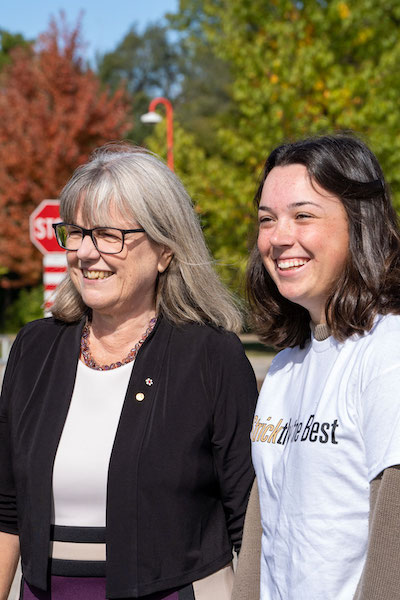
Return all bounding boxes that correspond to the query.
[79,293,115,315]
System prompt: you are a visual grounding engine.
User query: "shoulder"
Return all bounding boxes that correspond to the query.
[167,320,246,357]
[10,317,83,358]
[164,320,255,382]
[356,314,400,357]
[349,314,400,385]
[164,321,257,403]
[18,316,71,335]
[267,343,306,376]
[17,316,79,339]
[370,313,400,338]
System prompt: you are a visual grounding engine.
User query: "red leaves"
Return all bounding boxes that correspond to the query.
[0,16,131,287]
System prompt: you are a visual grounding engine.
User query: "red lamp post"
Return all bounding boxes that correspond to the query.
[141,97,174,171]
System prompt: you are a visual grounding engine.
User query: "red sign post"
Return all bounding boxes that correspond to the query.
[29,200,67,315]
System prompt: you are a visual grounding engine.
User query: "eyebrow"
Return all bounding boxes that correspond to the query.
[258,201,322,211]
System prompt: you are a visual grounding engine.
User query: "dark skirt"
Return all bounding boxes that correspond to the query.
[20,577,196,600]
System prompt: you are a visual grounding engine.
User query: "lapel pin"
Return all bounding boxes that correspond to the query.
[145,378,153,386]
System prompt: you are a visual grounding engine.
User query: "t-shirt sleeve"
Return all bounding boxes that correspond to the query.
[361,365,400,481]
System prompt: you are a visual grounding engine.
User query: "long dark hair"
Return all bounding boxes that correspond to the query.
[247,134,400,349]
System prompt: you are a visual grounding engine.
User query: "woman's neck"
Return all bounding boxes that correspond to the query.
[86,309,157,365]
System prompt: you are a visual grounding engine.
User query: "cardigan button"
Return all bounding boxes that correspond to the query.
[136,392,145,402]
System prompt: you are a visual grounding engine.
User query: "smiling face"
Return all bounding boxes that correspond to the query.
[257,164,349,324]
[67,204,172,321]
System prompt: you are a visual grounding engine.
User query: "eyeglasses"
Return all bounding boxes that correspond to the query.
[52,223,146,255]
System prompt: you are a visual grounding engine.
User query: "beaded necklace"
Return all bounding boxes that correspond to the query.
[80,316,157,371]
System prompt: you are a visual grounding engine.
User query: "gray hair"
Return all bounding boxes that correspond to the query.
[51,143,243,332]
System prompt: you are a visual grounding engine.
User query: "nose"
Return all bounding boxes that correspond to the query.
[76,233,100,260]
[268,218,295,247]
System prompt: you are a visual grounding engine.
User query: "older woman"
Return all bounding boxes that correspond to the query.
[241,134,400,599]
[0,144,257,600]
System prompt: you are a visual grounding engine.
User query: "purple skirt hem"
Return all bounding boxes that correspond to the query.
[21,577,181,600]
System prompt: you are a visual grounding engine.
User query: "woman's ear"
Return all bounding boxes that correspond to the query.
[157,247,174,273]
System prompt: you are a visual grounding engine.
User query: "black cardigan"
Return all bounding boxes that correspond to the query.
[0,316,257,598]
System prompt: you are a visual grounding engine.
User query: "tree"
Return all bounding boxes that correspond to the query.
[147,120,256,294]
[0,15,131,288]
[172,35,235,155]
[0,29,32,70]
[2,285,44,333]
[97,19,234,153]
[153,0,400,295]
[175,0,400,196]
[97,23,181,144]
[164,1,234,153]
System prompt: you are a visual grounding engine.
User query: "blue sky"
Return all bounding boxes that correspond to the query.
[2,0,178,63]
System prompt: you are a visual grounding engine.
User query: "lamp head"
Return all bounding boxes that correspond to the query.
[140,111,163,124]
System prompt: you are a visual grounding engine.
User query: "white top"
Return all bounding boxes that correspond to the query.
[252,314,400,600]
[52,360,134,527]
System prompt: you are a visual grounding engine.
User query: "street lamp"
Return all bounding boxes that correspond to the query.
[140,97,174,171]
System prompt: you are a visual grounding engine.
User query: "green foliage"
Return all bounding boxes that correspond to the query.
[97,23,181,144]
[147,121,257,293]
[0,29,32,70]
[167,5,235,154]
[173,43,234,154]
[177,0,400,209]
[96,19,234,154]
[3,285,44,333]
[97,23,180,95]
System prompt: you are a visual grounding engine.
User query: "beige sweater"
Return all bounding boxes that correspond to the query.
[232,467,400,599]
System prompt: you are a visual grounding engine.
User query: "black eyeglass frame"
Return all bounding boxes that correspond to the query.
[52,222,146,255]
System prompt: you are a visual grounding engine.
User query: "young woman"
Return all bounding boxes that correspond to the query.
[245,134,400,599]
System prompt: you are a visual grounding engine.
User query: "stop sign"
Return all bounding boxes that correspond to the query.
[29,200,65,254]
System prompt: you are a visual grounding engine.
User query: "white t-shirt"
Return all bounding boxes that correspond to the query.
[252,314,400,600]
[52,360,134,527]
